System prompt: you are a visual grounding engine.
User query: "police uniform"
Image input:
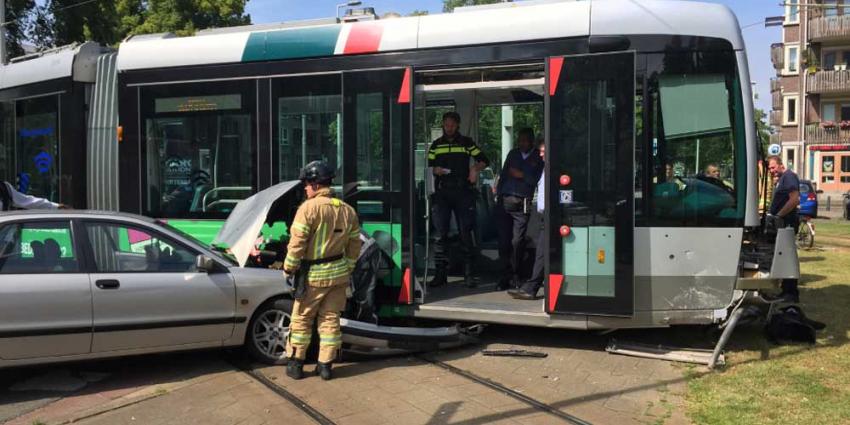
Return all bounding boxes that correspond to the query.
[428,132,489,286]
[284,166,361,380]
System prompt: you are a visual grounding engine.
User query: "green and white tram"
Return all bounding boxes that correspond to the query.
[2,0,797,335]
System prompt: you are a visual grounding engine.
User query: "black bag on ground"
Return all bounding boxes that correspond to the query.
[765,306,820,344]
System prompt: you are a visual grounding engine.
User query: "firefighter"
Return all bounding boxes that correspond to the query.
[428,111,490,288]
[283,160,362,381]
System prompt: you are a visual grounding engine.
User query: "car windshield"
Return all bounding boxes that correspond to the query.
[155,220,238,266]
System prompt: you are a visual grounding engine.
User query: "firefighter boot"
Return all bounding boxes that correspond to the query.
[316,362,333,381]
[286,358,304,380]
[429,269,447,288]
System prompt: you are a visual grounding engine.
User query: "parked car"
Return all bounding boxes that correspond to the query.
[0,206,295,368]
[798,180,819,218]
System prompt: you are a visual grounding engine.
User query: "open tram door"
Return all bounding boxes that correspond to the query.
[544,52,635,317]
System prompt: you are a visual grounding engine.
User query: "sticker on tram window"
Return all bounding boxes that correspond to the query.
[559,190,573,204]
[155,94,242,113]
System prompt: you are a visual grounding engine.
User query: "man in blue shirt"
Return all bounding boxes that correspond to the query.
[768,155,801,303]
[496,128,544,290]
[508,141,546,300]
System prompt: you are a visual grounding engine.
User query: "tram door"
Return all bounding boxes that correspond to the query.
[545,53,634,316]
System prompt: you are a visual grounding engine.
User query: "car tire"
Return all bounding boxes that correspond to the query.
[244,298,294,365]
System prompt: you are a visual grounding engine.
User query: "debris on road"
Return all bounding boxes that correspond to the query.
[482,349,548,358]
[606,339,723,366]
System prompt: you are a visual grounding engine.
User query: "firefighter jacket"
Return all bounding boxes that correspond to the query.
[284,188,362,287]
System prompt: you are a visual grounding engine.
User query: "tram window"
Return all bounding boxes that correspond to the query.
[274,74,342,185]
[15,95,60,201]
[142,81,255,218]
[646,50,746,227]
[0,101,13,183]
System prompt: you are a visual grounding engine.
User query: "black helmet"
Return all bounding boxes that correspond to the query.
[299,160,335,184]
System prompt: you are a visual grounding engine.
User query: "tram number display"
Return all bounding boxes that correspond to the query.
[155,94,242,113]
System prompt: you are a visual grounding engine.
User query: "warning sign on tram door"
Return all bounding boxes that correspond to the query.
[559,190,573,204]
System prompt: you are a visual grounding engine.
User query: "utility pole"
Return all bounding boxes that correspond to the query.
[0,0,6,65]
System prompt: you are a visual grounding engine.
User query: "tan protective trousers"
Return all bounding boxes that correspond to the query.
[285,284,346,363]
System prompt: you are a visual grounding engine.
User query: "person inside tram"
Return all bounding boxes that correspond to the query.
[508,140,546,300]
[0,180,65,211]
[703,163,721,179]
[495,127,544,291]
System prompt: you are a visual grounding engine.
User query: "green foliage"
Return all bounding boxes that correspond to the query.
[408,10,430,16]
[26,0,250,50]
[754,107,771,154]
[4,0,36,58]
[443,0,505,13]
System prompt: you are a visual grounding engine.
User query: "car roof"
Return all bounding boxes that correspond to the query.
[0,209,157,223]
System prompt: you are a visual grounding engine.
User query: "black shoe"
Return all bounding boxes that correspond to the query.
[510,288,538,300]
[506,288,523,297]
[497,276,514,291]
[429,270,447,288]
[464,265,476,288]
[316,362,333,381]
[286,359,304,380]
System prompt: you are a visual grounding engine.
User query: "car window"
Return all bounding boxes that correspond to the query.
[85,222,199,273]
[799,183,811,194]
[0,221,79,274]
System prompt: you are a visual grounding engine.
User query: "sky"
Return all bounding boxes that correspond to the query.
[246,0,780,112]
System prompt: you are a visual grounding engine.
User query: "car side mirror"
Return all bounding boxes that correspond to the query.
[195,254,218,273]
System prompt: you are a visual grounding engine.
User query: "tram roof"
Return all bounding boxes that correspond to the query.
[116,0,744,73]
[0,42,105,91]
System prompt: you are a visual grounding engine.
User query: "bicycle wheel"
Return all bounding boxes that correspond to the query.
[797,223,813,249]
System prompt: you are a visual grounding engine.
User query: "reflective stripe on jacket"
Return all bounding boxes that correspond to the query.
[284,188,362,287]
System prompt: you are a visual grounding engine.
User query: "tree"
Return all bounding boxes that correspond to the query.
[4,0,36,58]
[754,107,771,154]
[408,10,429,16]
[443,0,505,12]
[29,0,250,50]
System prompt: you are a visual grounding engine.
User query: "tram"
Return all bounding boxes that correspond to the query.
[0,0,798,335]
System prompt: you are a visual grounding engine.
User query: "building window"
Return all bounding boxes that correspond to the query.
[786,0,799,23]
[787,149,796,171]
[785,45,799,74]
[784,96,798,125]
[825,0,838,17]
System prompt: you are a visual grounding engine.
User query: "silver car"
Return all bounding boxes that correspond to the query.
[0,207,295,368]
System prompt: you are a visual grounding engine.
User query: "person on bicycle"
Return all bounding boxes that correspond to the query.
[767,155,801,303]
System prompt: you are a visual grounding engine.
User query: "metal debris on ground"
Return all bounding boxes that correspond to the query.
[481,349,548,358]
[606,339,723,366]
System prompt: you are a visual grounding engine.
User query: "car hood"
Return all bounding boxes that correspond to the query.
[212,180,302,267]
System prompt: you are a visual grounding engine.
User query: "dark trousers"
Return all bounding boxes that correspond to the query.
[432,189,476,271]
[497,198,530,276]
[520,220,546,294]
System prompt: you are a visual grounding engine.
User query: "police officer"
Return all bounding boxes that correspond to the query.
[496,128,543,290]
[428,111,490,288]
[283,160,362,381]
[0,180,65,211]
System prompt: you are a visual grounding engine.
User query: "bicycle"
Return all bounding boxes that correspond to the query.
[796,215,815,249]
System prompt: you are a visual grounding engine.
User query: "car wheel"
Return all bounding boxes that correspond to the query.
[245,298,293,365]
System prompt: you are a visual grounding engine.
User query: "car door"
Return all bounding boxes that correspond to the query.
[82,220,237,353]
[0,219,92,360]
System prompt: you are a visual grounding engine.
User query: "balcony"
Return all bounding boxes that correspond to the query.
[806,123,850,144]
[809,15,850,42]
[771,78,781,92]
[807,69,850,94]
[770,110,783,127]
[771,43,784,70]
[772,90,782,110]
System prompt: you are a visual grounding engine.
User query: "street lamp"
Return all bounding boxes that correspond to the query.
[337,1,363,21]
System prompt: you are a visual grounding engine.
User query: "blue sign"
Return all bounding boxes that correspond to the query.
[19,127,54,138]
[16,172,30,194]
[33,151,53,174]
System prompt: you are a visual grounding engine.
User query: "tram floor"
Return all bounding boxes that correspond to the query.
[421,276,544,315]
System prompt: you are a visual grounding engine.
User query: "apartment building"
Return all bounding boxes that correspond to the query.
[771,0,850,194]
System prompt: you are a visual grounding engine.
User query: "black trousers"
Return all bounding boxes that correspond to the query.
[497,197,530,276]
[520,220,546,294]
[432,188,476,271]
